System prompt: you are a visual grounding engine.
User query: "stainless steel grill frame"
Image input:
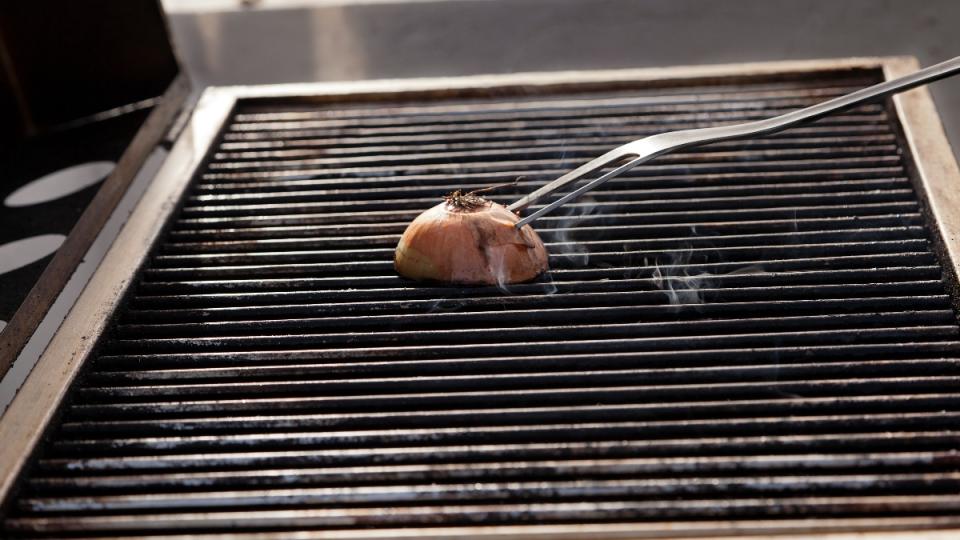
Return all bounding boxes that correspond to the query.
[3,57,960,539]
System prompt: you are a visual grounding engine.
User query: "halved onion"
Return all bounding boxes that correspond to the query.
[394,191,549,285]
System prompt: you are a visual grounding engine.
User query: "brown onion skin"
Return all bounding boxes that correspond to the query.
[394,200,549,285]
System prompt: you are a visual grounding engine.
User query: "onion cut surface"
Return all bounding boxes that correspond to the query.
[394,194,549,285]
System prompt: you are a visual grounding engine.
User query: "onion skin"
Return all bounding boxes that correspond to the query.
[395,200,549,285]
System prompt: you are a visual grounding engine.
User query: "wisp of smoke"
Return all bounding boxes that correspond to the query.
[649,246,767,306]
[650,247,713,305]
[490,192,599,296]
[486,242,558,297]
[551,196,600,267]
[427,296,465,313]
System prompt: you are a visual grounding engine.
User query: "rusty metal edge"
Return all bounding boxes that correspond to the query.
[219,57,894,101]
[3,57,960,539]
[26,517,960,540]
[885,57,960,313]
[0,73,191,378]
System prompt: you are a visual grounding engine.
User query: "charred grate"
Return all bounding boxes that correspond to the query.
[4,68,960,538]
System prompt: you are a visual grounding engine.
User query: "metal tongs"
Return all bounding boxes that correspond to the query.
[509,56,960,229]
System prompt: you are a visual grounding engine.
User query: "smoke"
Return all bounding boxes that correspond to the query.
[427,296,466,313]
[488,245,516,296]
[489,191,600,296]
[651,249,712,305]
[648,244,767,306]
[549,195,601,267]
[488,242,558,296]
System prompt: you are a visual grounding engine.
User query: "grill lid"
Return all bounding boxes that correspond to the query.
[3,59,960,539]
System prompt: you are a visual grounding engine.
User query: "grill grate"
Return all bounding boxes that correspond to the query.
[4,69,960,538]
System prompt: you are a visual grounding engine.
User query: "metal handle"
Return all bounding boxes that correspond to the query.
[511,56,960,229]
[695,55,960,143]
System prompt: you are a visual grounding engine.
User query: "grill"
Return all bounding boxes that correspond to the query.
[3,59,960,538]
